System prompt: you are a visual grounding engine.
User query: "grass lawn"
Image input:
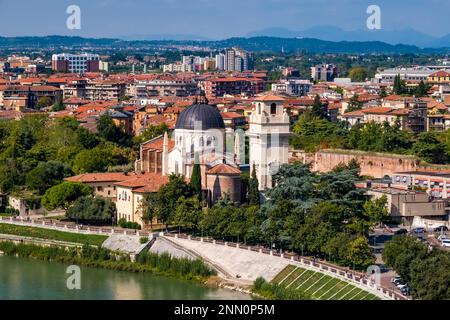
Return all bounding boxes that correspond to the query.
[0,223,107,246]
[273,265,381,300]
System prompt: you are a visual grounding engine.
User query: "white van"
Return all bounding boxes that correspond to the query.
[441,239,450,248]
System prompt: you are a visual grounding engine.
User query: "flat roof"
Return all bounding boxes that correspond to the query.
[394,171,450,178]
[367,187,422,195]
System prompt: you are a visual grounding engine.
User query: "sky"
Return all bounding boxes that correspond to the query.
[0,0,449,39]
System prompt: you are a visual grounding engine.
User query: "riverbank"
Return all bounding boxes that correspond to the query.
[0,255,251,300]
[0,241,216,284]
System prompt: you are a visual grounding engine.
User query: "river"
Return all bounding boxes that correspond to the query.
[0,255,252,300]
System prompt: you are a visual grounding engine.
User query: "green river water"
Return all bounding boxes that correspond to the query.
[0,255,252,300]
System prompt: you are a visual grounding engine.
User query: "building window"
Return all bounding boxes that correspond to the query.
[271,103,277,115]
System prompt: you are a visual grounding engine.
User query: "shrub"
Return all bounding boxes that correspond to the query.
[118,218,141,230]
[140,237,149,244]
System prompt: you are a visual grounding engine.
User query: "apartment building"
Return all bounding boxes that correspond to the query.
[52,53,100,73]
[84,80,127,101]
[271,79,312,96]
[311,64,338,82]
[392,171,450,199]
[135,76,197,97]
[203,77,264,98]
[0,85,62,109]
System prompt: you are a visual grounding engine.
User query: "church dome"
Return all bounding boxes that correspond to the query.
[175,104,225,130]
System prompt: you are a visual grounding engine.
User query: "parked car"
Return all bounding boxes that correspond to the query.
[401,286,411,296]
[391,276,402,284]
[395,229,408,235]
[441,239,450,248]
[434,226,448,232]
[412,227,426,234]
[438,234,449,241]
[397,283,408,290]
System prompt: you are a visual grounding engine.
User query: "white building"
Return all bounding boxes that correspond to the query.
[51,53,100,73]
[272,79,312,96]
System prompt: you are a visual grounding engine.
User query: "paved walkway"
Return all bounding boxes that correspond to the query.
[149,237,196,260]
[164,236,289,284]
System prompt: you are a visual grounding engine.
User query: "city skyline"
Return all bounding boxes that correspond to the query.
[1,0,450,41]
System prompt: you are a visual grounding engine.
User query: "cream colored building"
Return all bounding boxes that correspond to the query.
[115,173,169,226]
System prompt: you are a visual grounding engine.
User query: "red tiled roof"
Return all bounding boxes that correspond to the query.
[430,71,450,77]
[253,94,285,102]
[66,172,139,183]
[206,164,241,175]
[142,135,175,152]
[221,112,245,119]
[114,173,170,193]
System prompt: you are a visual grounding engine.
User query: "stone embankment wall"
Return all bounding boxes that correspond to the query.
[290,149,450,178]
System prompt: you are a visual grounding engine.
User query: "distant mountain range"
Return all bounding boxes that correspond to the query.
[0,35,449,54]
[247,26,450,48]
[121,34,213,41]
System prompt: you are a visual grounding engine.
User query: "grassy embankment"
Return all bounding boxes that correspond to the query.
[253,265,380,300]
[0,223,107,246]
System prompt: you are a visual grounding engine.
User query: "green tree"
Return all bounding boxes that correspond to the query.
[41,182,92,211]
[346,94,363,112]
[311,95,328,119]
[393,74,408,95]
[190,154,202,197]
[383,235,428,283]
[174,196,203,231]
[72,147,115,174]
[346,236,375,269]
[36,96,53,110]
[349,67,367,82]
[25,161,73,195]
[248,164,260,205]
[66,196,116,224]
[51,102,65,112]
[363,195,389,225]
[415,80,429,97]
[155,174,190,230]
[97,114,131,147]
[139,193,158,229]
[134,123,168,144]
[412,131,448,164]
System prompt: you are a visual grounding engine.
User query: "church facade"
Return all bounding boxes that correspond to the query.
[136,93,291,204]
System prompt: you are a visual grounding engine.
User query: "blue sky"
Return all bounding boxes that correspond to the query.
[0,0,449,39]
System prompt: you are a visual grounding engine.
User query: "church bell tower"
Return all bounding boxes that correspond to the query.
[248,95,290,190]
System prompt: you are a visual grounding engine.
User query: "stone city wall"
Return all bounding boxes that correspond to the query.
[289,149,450,178]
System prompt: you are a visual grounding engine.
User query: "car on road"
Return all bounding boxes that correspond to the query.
[434,226,448,232]
[395,229,408,235]
[412,227,426,234]
[441,239,450,248]
[401,286,411,296]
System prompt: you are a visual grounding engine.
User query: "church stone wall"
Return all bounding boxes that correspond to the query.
[206,174,241,205]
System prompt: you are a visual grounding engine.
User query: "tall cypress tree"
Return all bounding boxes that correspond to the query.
[249,164,260,206]
[311,94,328,119]
[190,153,202,198]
